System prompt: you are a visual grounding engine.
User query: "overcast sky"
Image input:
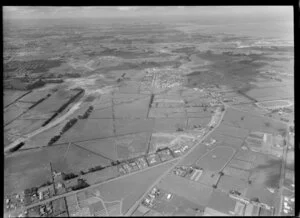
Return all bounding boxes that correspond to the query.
[3,6,293,21]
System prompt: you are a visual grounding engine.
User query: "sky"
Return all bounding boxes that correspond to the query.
[3,6,293,21]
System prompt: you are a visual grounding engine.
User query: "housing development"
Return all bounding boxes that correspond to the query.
[4,6,295,217]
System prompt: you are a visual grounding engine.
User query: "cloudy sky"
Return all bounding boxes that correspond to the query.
[3,6,293,21]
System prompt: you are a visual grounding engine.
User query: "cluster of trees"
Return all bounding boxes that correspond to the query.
[78,106,94,119]
[24,187,38,195]
[39,180,53,188]
[71,179,89,191]
[9,142,25,152]
[87,165,106,173]
[62,172,78,181]
[61,118,78,134]
[48,135,61,146]
[111,160,121,166]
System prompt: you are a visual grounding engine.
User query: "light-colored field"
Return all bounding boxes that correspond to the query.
[118,82,140,94]
[180,144,209,166]
[206,190,237,215]
[195,146,235,172]
[158,173,213,207]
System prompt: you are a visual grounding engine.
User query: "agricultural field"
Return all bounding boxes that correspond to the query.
[58,119,114,144]
[217,175,248,195]
[4,90,30,107]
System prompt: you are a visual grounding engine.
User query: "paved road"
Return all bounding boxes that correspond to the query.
[124,105,227,216]
[4,99,83,154]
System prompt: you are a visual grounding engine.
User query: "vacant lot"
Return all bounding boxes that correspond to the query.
[195,146,235,172]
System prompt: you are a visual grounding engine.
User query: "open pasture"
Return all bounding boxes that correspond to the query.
[245,186,278,207]
[222,107,287,134]
[227,158,253,171]
[187,117,211,128]
[115,118,154,135]
[214,123,249,139]
[153,118,187,132]
[195,146,235,172]
[256,99,293,109]
[118,81,140,94]
[207,132,244,149]
[93,160,176,214]
[75,138,117,160]
[245,86,293,101]
[115,132,151,160]
[89,107,113,119]
[218,175,248,195]
[149,107,186,118]
[180,144,209,166]
[234,149,257,163]
[223,166,250,181]
[4,90,30,107]
[18,89,50,102]
[114,96,150,118]
[5,118,47,139]
[58,119,114,143]
[158,173,213,207]
[4,103,31,125]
